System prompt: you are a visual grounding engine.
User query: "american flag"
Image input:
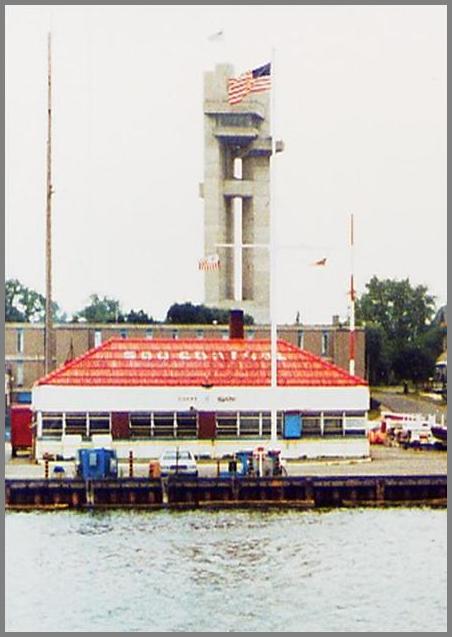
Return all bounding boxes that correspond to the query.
[198,254,221,271]
[228,63,271,105]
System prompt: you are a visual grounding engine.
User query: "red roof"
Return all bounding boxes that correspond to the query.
[37,338,367,388]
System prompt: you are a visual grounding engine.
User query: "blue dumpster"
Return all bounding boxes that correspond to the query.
[77,448,118,480]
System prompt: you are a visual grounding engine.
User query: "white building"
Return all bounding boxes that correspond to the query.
[32,334,370,460]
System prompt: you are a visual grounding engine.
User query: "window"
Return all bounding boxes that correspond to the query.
[321,331,329,356]
[153,412,175,437]
[297,330,304,349]
[88,413,110,436]
[323,417,343,436]
[247,330,255,340]
[217,114,255,127]
[65,413,88,436]
[130,412,152,438]
[239,412,260,437]
[16,329,24,354]
[216,412,238,438]
[94,330,102,348]
[302,416,321,436]
[172,330,179,340]
[196,329,204,340]
[221,330,229,340]
[16,363,24,387]
[145,329,153,339]
[176,412,197,438]
[120,329,127,339]
[42,412,63,438]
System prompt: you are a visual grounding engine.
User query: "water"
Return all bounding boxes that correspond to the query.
[6,508,447,632]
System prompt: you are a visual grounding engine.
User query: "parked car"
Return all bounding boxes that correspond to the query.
[158,449,198,477]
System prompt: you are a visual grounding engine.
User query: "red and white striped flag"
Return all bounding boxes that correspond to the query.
[228,63,271,105]
[198,254,221,271]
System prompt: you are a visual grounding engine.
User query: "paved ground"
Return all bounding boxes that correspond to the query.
[5,442,447,479]
[373,390,447,423]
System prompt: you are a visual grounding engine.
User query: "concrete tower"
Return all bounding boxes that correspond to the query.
[200,64,281,324]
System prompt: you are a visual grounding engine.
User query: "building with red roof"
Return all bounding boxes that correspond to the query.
[32,327,370,460]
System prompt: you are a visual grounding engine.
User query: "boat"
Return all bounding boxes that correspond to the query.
[430,424,447,448]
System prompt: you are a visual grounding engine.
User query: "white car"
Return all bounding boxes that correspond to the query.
[158,449,198,477]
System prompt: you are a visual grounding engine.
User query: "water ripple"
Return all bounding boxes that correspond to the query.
[6,508,447,632]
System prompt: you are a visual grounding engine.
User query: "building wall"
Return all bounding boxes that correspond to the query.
[5,321,366,394]
[201,64,274,323]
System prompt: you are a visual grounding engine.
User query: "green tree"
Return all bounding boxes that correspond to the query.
[74,294,124,323]
[5,278,61,322]
[166,302,254,325]
[356,276,439,385]
[125,309,155,324]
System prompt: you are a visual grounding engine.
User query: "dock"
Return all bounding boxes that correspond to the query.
[5,474,447,510]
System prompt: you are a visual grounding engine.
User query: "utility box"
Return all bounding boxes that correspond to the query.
[283,412,302,439]
[10,405,33,457]
[76,448,118,480]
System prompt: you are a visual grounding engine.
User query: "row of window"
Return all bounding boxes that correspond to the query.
[15,328,330,354]
[40,411,365,439]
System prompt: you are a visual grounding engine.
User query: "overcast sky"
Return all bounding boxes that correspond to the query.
[5,5,447,324]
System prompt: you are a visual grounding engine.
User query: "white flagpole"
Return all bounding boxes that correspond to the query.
[349,213,356,376]
[270,48,278,444]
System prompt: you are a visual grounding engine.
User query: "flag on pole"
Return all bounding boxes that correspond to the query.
[228,62,271,105]
[198,254,221,271]
[311,257,327,266]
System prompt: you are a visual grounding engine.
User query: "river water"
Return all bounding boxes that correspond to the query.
[6,508,446,632]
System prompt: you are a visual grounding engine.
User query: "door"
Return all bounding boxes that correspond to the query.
[111,412,130,439]
[283,412,302,439]
[198,412,216,439]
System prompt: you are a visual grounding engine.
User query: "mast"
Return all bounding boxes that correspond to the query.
[44,32,53,374]
[349,213,356,376]
[270,48,278,443]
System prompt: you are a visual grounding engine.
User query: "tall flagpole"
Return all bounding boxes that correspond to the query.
[44,32,54,375]
[349,213,356,376]
[270,48,278,443]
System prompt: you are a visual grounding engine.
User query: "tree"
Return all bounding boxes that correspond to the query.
[125,309,155,324]
[74,294,124,323]
[356,276,435,344]
[356,276,439,385]
[166,302,254,325]
[5,278,61,322]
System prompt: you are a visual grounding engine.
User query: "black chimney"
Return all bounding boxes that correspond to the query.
[229,309,244,339]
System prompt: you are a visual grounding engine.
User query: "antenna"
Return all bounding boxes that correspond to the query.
[44,32,54,374]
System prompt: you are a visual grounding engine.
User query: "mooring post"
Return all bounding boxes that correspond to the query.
[44,458,49,479]
[129,450,134,478]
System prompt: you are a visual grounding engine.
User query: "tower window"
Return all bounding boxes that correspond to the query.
[321,332,329,356]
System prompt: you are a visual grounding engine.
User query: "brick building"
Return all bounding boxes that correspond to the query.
[5,319,365,402]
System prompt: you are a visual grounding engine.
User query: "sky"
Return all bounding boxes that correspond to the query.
[5,5,447,325]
